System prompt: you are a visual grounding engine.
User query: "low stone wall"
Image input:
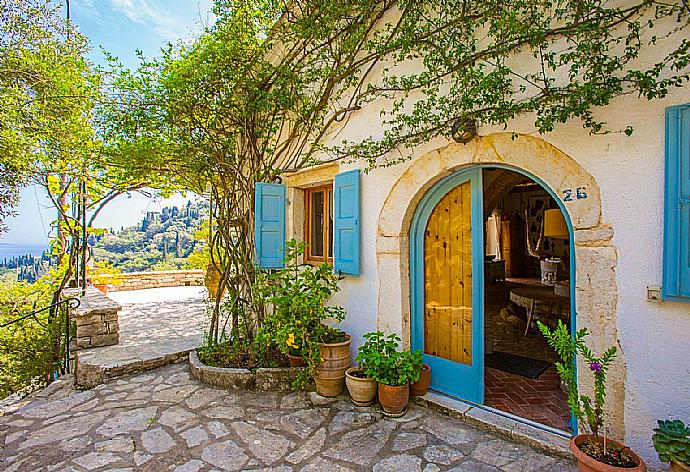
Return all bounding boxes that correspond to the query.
[111,269,205,292]
[189,351,309,391]
[72,288,121,349]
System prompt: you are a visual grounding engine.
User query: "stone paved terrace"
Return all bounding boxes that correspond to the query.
[76,286,207,387]
[0,363,577,472]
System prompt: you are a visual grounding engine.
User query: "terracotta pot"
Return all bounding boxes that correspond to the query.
[93,283,108,295]
[204,264,225,300]
[314,335,351,397]
[378,383,409,415]
[671,461,690,472]
[410,364,431,396]
[570,435,647,472]
[345,368,377,406]
[287,354,305,368]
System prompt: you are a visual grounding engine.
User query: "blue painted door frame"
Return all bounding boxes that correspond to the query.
[410,164,578,433]
[410,168,485,403]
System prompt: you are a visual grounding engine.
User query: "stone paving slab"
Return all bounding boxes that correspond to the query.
[75,287,207,387]
[0,363,577,472]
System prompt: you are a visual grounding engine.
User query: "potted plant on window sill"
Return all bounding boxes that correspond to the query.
[357,331,423,416]
[538,320,646,472]
[653,419,690,472]
[254,240,350,394]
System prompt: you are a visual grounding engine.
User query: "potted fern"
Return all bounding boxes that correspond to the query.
[653,420,690,472]
[538,320,646,471]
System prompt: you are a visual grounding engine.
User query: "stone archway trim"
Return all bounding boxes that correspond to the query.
[374,132,626,439]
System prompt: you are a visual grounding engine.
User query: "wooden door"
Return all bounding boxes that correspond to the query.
[411,168,484,404]
[424,181,473,365]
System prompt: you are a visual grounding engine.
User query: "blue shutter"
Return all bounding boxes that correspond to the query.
[334,170,361,275]
[254,183,286,269]
[663,104,690,299]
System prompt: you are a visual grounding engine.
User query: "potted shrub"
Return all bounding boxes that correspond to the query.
[410,364,431,396]
[90,261,123,294]
[345,367,377,406]
[357,331,422,416]
[255,240,349,394]
[538,320,646,471]
[653,420,690,472]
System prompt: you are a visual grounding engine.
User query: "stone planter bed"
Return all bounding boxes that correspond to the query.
[189,350,311,391]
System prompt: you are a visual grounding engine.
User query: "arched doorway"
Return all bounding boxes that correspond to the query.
[376,133,625,438]
[410,164,575,432]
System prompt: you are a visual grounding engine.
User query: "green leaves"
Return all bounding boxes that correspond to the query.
[653,420,690,464]
[357,331,423,386]
[537,319,617,438]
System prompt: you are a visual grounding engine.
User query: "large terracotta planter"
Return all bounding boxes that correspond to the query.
[345,367,377,406]
[410,364,431,396]
[671,461,690,472]
[570,435,646,472]
[378,383,409,416]
[314,335,351,397]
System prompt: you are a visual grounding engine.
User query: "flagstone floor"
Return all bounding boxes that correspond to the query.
[0,362,576,472]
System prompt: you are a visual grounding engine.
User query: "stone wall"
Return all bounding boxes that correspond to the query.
[111,270,205,292]
[72,288,121,349]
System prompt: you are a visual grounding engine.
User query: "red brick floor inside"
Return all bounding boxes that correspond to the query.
[483,281,571,432]
[484,366,571,432]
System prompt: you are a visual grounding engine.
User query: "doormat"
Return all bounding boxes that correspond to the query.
[485,351,551,379]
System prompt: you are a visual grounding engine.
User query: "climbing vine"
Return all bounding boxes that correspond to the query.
[107,0,689,345]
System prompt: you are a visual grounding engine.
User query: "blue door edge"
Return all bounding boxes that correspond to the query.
[409,168,485,404]
[408,164,578,435]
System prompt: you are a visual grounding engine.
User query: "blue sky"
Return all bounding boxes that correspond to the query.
[1,0,214,246]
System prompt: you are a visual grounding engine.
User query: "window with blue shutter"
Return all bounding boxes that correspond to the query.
[663,103,690,299]
[254,182,286,269]
[333,170,361,275]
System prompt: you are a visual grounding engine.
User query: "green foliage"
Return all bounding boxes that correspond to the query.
[357,331,423,387]
[653,419,690,465]
[254,240,347,387]
[0,268,71,398]
[538,320,617,438]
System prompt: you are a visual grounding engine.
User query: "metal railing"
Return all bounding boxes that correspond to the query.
[1,296,81,374]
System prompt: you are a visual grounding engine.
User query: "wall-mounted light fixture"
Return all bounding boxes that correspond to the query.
[451,117,478,144]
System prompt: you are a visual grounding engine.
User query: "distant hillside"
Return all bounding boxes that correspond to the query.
[93,201,207,272]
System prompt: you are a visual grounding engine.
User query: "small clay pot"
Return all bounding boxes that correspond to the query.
[410,364,431,396]
[570,435,646,472]
[287,354,305,368]
[93,283,108,295]
[671,461,690,472]
[345,368,377,406]
[378,383,409,415]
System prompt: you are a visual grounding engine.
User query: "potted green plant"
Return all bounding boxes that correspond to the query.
[90,261,123,294]
[653,420,690,472]
[357,331,422,416]
[538,320,646,472]
[255,240,349,394]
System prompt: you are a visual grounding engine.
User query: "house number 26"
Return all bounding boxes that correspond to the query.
[562,187,587,202]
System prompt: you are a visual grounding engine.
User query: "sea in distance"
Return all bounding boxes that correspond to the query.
[0,242,49,260]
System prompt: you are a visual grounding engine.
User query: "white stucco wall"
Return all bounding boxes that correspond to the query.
[314,73,690,472]
[282,7,689,468]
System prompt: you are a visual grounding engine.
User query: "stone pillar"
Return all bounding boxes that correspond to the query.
[73,288,121,348]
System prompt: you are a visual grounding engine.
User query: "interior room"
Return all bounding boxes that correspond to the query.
[482,168,572,432]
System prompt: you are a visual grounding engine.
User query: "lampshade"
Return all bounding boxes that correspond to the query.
[544,209,568,239]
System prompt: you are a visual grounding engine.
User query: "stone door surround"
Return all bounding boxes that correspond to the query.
[375,132,626,439]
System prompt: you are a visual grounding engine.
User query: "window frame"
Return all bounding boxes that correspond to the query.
[304,184,333,265]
